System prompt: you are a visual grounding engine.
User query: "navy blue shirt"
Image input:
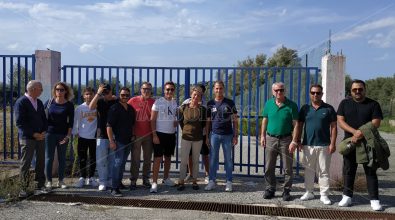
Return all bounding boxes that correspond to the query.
[14,95,47,139]
[299,102,337,146]
[45,99,74,135]
[207,97,237,135]
[337,97,383,139]
[107,102,136,145]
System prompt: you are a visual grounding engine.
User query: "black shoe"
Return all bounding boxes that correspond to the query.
[143,180,151,188]
[192,183,199,190]
[263,190,275,199]
[119,182,126,190]
[177,184,185,191]
[282,190,291,201]
[129,183,137,191]
[111,188,123,197]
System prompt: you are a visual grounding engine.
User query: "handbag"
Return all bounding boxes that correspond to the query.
[45,98,53,119]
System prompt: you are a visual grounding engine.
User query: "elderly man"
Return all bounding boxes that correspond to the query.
[297,84,337,205]
[14,80,48,198]
[260,82,299,201]
[337,79,384,211]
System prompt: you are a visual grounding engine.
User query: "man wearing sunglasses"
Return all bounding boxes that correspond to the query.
[89,83,118,191]
[260,82,299,201]
[107,87,136,197]
[297,84,337,205]
[337,79,383,211]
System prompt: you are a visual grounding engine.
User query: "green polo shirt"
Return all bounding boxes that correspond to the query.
[262,97,299,136]
[298,102,337,146]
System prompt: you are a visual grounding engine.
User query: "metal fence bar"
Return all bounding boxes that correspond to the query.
[2,56,6,160]
[10,57,14,159]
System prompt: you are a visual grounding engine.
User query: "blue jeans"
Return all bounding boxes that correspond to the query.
[111,141,131,189]
[96,139,113,186]
[45,133,67,182]
[209,133,233,182]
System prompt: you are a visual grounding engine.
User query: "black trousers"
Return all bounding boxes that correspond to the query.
[343,148,379,200]
[77,137,96,178]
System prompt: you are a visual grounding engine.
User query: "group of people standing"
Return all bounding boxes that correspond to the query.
[260,80,385,211]
[15,78,386,211]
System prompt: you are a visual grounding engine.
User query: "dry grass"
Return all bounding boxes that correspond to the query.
[330,174,367,192]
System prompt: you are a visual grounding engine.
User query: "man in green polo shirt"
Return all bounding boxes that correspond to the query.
[260,82,299,201]
[296,84,337,205]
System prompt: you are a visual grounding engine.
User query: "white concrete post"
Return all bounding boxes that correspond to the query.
[321,54,346,183]
[35,50,61,177]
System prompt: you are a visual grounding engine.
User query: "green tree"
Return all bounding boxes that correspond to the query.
[267,46,301,67]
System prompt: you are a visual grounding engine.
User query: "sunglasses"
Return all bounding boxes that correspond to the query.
[55,88,65,92]
[310,91,322,95]
[165,88,175,92]
[274,89,284,93]
[352,88,364,92]
[120,94,130,98]
[141,88,152,91]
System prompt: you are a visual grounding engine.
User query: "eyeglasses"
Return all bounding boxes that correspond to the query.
[120,94,130,98]
[55,88,65,92]
[141,88,152,91]
[352,88,364,92]
[165,88,175,92]
[274,89,284,93]
[310,91,322,95]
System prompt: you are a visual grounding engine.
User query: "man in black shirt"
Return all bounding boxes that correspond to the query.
[107,87,136,197]
[337,79,383,211]
[89,84,118,191]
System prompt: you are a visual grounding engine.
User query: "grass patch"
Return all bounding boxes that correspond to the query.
[378,118,395,134]
[0,170,34,203]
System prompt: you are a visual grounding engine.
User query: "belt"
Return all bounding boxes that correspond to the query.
[267,133,291,139]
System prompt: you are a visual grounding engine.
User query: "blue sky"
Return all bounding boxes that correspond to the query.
[1,0,395,80]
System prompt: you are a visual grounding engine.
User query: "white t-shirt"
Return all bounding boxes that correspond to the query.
[152,97,177,134]
[72,102,97,139]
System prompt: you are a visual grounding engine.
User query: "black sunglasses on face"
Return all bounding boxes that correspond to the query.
[274,89,284,93]
[310,91,322,95]
[165,88,175,92]
[120,94,130,98]
[55,88,65,92]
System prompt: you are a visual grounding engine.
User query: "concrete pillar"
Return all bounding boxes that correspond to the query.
[35,50,61,177]
[321,54,346,183]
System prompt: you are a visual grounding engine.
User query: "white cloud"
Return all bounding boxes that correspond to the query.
[6,43,19,51]
[79,44,103,53]
[374,53,390,61]
[333,17,395,41]
[0,2,29,10]
[368,30,395,48]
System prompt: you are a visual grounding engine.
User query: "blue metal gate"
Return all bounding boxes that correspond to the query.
[0,55,36,161]
[61,65,320,176]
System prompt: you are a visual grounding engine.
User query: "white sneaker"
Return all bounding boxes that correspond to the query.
[225,181,233,192]
[45,181,52,189]
[150,183,158,193]
[300,191,314,201]
[320,195,332,205]
[57,180,67,189]
[338,195,352,207]
[205,180,216,191]
[204,176,209,184]
[162,178,175,186]
[86,177,99,187]
[184,174,193,182]
[370,200,383,211]
[75,177,85,188]
[98,184,106,191]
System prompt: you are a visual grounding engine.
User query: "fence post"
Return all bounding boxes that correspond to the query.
[35,50,61,176]
[321,54,346,184]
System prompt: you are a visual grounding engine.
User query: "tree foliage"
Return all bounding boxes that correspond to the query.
[267,46,301,67]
